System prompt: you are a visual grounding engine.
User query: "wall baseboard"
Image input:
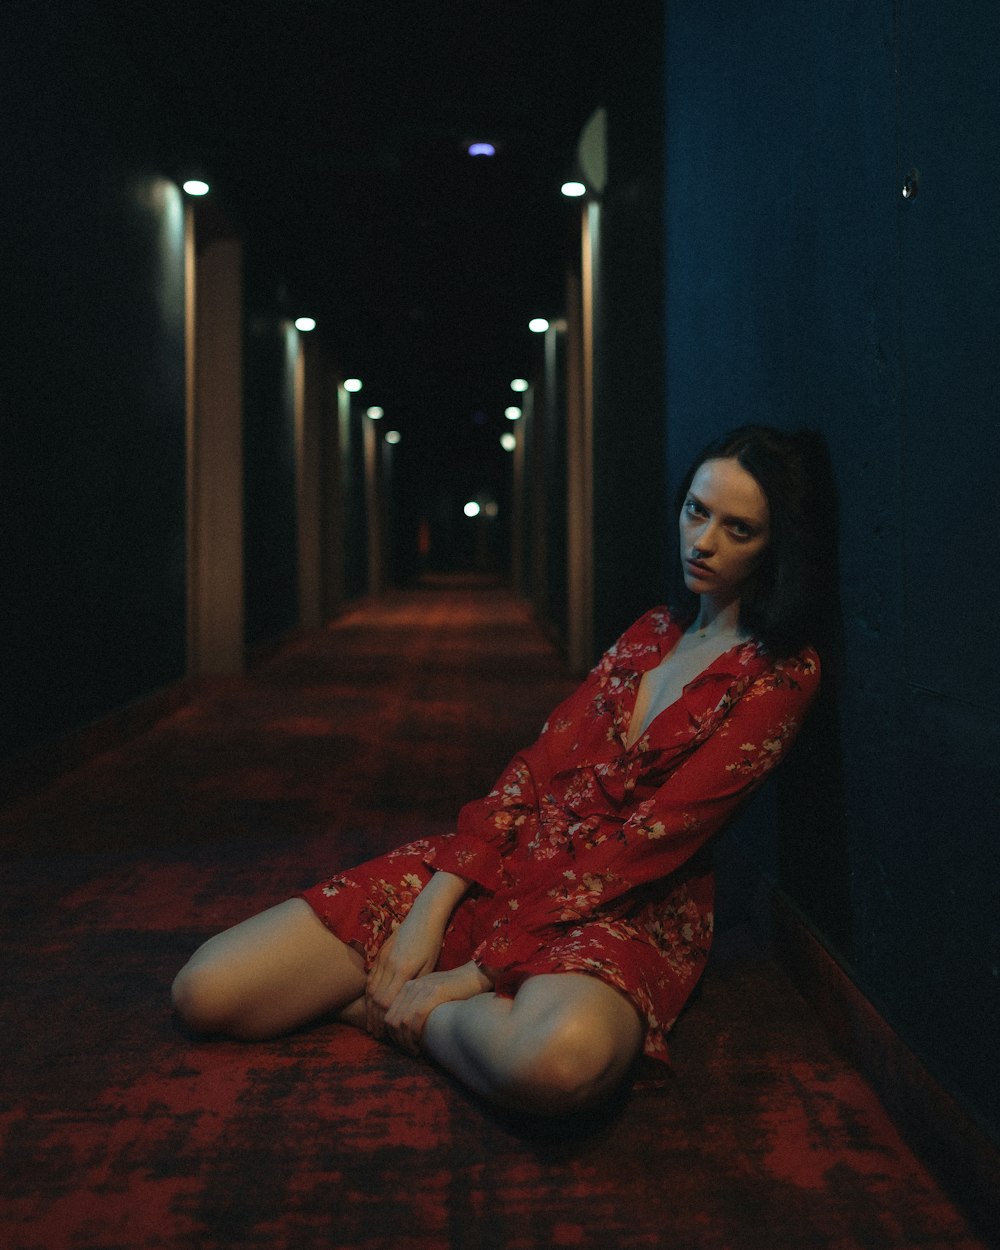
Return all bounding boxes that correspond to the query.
[768,887,1000,1249]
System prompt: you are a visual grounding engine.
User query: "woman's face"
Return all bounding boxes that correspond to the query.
[679,457,771,606]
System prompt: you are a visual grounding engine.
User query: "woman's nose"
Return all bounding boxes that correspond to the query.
[692,523,717,555]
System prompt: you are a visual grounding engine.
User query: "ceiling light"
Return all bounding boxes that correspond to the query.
[467,142,496,157]
[528,318,549,333]
[366,406,384,419]
[294,317,316,332]
[182,179,210,197]
[504,406,521,420]
[343,378,363,393]
[561,181,587,198]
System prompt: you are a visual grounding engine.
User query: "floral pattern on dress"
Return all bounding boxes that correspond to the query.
[303,607,819,1062]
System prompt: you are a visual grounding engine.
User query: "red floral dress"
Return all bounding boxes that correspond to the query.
[301,608,820,1061]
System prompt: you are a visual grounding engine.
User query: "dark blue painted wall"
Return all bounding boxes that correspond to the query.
[663,0,999,1141]
[1,7,187,761]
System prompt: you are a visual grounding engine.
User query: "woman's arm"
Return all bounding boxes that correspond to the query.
[365,869,471,1036]
[471,652,820,964]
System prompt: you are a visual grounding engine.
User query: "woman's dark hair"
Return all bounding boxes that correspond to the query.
[675,425,835,657]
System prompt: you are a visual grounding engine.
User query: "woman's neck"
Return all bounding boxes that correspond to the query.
[689,596,744,640]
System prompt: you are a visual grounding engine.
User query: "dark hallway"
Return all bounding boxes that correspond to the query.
[2,0,1000,1246]
[0,581,989,1249]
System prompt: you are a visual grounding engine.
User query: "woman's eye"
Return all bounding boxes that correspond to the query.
[728,523,753,540]
[684,498,706,517]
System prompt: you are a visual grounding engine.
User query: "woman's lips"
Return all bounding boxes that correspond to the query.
[685,559,713,577]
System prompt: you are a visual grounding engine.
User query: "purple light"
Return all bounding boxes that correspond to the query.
[467,142,496,158]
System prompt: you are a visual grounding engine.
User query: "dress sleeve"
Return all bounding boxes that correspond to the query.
[471,650,820,965]
[425,751,541,891]
[424,617,648,892]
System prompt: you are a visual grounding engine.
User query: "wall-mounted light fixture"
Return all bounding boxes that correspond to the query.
[504,406,522,421]
[528,318,549,333]
[294,317,316,332]
[385,430,402,445]
[509,378,529,393]
[343,378,363,393]
[182,179,210,197]
[466,141,496,157]
[366,406,384,419]
[500,432,517,452]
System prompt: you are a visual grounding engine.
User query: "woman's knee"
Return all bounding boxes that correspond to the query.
[171,952,241,1036]
[503,1003,641,1114]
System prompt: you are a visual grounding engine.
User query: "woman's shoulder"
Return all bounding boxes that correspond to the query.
[755,641,821,700]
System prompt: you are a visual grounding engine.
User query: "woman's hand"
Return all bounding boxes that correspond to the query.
[383,961,493,1055]
[365,918,443,1038]
[364,870,473,1038]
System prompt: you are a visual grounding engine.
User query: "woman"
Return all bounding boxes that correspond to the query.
[172,425,823,1116]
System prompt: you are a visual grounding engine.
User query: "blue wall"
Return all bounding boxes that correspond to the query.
[664,0,999,1142]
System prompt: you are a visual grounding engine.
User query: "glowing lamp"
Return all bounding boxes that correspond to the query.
[343,378,363,393]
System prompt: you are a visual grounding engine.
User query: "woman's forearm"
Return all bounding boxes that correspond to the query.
[408,869,471,931]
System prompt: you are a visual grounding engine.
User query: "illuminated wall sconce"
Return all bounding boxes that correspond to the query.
[366,406,384,419]
[560,181,587,199]
[509,378,529,393]
[343,378,363,393]
[528,318,549,333]
[384,430,401,445]
[294,317,316,332]
[500,432,517,452]
[182,179,211,197]
[504,406,522,421]
[464,501,481,518]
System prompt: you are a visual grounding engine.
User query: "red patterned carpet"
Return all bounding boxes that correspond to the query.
[0,579,990,1250]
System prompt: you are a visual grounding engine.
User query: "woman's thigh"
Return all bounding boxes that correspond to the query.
[172,898,366,1039]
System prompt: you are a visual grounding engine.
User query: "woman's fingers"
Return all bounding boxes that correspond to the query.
[383,979,436,1054]
[382,963,491,1054]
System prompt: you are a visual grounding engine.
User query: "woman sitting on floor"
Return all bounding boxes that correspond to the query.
[172,425,825,1116]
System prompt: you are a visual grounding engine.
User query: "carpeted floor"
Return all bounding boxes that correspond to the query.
[0,579,990,1249]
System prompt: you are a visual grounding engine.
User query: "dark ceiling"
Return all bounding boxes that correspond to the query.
[98,0,633,448]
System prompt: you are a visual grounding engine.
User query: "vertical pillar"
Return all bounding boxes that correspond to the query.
[185,206,245,676]
[363,410,384,595]
[294,335,323,630]
[510,393,527,594]
[320,368,346,619]
[566,203,598,672]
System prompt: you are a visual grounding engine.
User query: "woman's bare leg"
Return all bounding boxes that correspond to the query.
[171,898,366,1040]
[422,973,644,1115]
